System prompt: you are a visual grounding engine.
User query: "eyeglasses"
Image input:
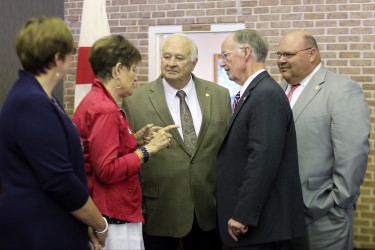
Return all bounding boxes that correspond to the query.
[221,47,244,60]
[275,47,313,59]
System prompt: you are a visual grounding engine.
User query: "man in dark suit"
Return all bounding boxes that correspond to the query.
[277,30,370,250]
[216,29,306,250]
[123,33,232,250]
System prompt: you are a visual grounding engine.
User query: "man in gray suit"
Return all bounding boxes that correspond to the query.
[277,30,370,250]
[123,33,232,250]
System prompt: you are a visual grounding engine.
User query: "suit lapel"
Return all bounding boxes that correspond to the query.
[224,71,269,139]
[291,67,326,123]
[194,77,210,157]
[148,77,186,150]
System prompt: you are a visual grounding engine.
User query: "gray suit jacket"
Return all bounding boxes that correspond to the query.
[123,75,231,237]
[281,66,370,224]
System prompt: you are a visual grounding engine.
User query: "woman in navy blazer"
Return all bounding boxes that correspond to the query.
[0,17,108,250]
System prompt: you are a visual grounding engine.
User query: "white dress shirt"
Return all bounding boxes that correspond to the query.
[240,69,266,97]
[286,63,322,108]
[162,77,202,139]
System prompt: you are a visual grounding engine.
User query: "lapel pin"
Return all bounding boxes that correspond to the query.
[314,86,320,91]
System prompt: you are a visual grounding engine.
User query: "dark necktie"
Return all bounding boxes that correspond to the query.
[287,84,300,103]
[232,91,241,112]
[176,90,197,154]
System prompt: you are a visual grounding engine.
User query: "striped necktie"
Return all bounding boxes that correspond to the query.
[232,91,241,112]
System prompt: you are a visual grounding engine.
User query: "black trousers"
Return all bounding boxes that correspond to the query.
[143,215,222,250]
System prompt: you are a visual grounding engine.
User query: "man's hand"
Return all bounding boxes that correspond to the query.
[228,218,248,242]
[135,123,162,145]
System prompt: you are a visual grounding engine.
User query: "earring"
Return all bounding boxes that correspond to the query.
[56,71,60,77]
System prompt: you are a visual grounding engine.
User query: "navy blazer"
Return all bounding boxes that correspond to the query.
[216,71,306,247]
[0,71,89,249]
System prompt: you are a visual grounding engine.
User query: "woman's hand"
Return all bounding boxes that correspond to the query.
[88,227,103,250]
[134,124,162,145]
[94,231,108,249]
[145,124,179,156]
[71,198,108,249]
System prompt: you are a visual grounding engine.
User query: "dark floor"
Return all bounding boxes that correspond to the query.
[178,247,373,250]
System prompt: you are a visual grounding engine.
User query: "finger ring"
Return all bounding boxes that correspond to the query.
[234,229,240,235]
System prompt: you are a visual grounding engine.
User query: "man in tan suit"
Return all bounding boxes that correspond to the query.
[123,33,232,250]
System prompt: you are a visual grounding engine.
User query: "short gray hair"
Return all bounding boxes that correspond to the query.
[233,29,268,63]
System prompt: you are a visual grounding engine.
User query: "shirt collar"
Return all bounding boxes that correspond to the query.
[162,75,194,100]
[240,69,266,96]
[92,78,118,106]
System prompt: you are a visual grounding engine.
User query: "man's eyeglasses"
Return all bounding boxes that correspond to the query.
[221,47,244,60]
[275,47,313,59]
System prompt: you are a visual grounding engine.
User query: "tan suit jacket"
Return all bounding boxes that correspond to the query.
[123,74,231,237]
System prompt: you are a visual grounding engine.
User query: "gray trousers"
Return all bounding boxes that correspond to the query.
[291,205,354,250]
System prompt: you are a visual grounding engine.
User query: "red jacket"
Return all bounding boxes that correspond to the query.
[73,79,143,222]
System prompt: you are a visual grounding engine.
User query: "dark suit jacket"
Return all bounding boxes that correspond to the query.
[216,71,305,247]
[123,74,232,237]
[0,70,89,249]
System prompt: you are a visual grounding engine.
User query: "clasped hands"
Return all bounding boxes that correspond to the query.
[228,218,248,242]
[88,227,107,250]
[135,123,179,155]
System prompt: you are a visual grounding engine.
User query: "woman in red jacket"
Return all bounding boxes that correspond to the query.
[73,35,178,250]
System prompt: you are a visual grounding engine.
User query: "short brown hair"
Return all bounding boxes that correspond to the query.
[89,35,142,81]
[15,17,74,75]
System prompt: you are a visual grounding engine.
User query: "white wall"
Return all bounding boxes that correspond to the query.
[188,32,240,104]
[187,32,228,81]
[148,24,244,105]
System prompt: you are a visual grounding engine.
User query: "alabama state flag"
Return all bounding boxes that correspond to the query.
[74,0,110,110]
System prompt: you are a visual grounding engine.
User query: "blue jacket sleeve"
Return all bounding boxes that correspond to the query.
[15,97,89,212]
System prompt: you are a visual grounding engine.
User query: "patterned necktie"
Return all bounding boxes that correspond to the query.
[232,91,241,112]
[287,84,301,102]
[176,90,197,154]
